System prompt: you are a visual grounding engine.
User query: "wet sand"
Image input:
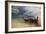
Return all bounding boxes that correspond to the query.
[11,18,41,28]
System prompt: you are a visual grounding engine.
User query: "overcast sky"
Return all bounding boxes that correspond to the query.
[12,6,41,19]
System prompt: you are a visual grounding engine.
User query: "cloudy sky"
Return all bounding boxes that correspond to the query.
[12,6,41,19]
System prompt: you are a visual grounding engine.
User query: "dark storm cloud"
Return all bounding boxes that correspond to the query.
[12,6,26,18]
[12,6,41,19]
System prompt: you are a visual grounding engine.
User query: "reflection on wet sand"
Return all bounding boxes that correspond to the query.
[12,17,41,28]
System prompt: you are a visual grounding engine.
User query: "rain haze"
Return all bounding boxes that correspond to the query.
[11,6,41,28]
